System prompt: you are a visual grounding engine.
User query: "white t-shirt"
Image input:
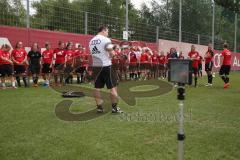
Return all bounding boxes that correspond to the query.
[89,35,112,67]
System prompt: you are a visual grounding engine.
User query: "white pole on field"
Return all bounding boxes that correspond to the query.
[179,0,182,42]
[234,0,238,52]
[125,0,129,41]
[212,0,215,49]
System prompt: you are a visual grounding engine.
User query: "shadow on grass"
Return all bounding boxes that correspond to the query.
[53,80,173,122]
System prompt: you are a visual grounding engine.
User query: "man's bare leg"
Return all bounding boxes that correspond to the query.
[94,88,104,113]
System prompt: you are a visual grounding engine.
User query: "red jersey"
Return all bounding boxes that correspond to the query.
[205,51,214,64]
[158,55,166,65]
[64,50,74,64]
[120,52,128,64]
[151,55,158,64]
[11,48,27,64]
[54,48,66,64]
[140,53,149,63]
[188,51,200,68]
[129,52,137,64]
[42,49,54,64]
[222,49,231,65]
[179,55,185,59]
[112,51,121,64]
[0,50,11,65]
[82,53,89,67]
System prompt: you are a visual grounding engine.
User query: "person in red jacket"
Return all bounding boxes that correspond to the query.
[198,55,203,77]
[188,45,200,87]
[140,48,151,80]
[53,41,66,86]
[158,51,166,79]
[129,47,138,80]
[0,44,16,89]
[179,51,185,59]
[204,44,214,86]
[41,42,54,87]
[74,44,84,84]
[11,41,28,87]
[151,51,159,79]
[119,47,129,81]
[219,43,232,89]
[112,45,121,81]
[64,42,75,84]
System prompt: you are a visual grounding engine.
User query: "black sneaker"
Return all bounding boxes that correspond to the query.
[96,105,103,113]
[112,107,123,114]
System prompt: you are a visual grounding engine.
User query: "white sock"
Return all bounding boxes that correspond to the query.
[46,80,49,85]
[2,83,6,87]
[12,81,16,87]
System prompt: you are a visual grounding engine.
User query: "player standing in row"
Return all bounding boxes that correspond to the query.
[74,44,84,84]
[12,41,28,87]
[219,43,232,89]
[198,55,203,77]
[140,48,151,80]
[204,43,214,87]
[64,42,75,84]
[188,45,200,87]
[28,43,41,87]
[151,51,159,79]
[129,47,138,80]
[158,51,166,79]
[0,44,16,89]
[53,41,65,86]
[89,26,122,113]
[41,42,54,87]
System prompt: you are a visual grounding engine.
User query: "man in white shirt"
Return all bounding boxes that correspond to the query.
[89,26,122,113]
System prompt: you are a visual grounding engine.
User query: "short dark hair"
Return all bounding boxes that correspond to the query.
[98,26,108,33]
[223,43,228,49]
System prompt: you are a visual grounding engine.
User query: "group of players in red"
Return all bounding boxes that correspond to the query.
[0,41,232,89]
[0,41,89,88]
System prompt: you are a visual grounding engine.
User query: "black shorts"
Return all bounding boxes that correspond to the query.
[140,63,150,70]
[219,65,231,75]
[129,63,137,71]
[42,63,52,74]
[192,67,198,75]
[159,64,165,70]
[14,65,26,74]
[92,65,118,89]
[0,64,14,77]
[29,64,41,74]
[151,64,158,72]
[54,64,64,71]
[75,66,86,74]
[64,64,74,74]
[205,62,213,72]
[198,64,202,70]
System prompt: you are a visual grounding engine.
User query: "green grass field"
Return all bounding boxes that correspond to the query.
[0,72,240,160]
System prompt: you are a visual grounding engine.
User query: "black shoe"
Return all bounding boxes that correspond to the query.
[112,107,123,114]
[96,105,103,113]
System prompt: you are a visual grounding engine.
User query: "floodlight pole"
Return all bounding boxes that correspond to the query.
[212,0,215,49]
[179,0,182,42]
[234,0,238,52]
[125,0,129,41]
[177,83,185,160]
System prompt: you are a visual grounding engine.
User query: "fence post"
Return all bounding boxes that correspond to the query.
[84,12,88,35]
[212,0,215,49]
[234,0,238,52]
[179,0,182,42]
[26,0,30,47]
[125,0,129,41]
[197,34,200,44]
[156,26,160,53]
